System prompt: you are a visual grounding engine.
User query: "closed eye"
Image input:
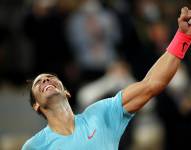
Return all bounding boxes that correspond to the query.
[33,79,41,87]
[33,75,58,87]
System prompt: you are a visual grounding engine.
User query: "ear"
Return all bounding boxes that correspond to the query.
[65,90,71,98]
[33,102,40,112]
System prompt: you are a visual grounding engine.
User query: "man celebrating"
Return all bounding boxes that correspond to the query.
[22,7,191,150]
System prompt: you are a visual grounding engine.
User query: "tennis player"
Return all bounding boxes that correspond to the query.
[22,7,191,150]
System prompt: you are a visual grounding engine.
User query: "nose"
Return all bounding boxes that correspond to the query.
[42,78,50,83]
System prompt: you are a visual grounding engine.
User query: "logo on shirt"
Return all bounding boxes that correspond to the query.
[182,42,188,52]
[88,129,96,140]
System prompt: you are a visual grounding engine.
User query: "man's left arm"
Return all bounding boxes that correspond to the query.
[122,7,191,113]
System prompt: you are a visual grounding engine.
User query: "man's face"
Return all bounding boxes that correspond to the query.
[32,73,65,108]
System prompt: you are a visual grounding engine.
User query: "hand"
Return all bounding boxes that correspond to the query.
[178,7,191,35]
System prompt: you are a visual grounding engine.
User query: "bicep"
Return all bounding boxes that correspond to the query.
[122,80,153,113]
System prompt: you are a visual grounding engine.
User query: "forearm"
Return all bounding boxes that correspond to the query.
[143,51,181,96]
[122,51,181,112]
[122,51,180,112]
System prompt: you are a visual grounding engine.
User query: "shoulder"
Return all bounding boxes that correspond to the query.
[82,92,122,116]
[82,98,109,116]
[22,127,47,150]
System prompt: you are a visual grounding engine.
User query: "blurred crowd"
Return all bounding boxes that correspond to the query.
[0,0,191,149]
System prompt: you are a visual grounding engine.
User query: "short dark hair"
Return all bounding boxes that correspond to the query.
[29,81,47,119]
[29,87,35,108]
[28,73,58,119]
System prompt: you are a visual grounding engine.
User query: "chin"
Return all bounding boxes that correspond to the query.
[45,90,61,100]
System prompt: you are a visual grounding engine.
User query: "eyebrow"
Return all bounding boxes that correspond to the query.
[33,75,58,87]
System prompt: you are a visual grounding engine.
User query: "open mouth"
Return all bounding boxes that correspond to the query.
[43,85,56,92]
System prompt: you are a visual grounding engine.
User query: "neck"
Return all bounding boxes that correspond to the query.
[42,98,75,136]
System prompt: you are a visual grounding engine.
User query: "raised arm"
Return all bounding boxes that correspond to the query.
[122,7,191,113]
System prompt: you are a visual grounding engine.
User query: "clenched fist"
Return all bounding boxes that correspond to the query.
[178,7,191,35]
